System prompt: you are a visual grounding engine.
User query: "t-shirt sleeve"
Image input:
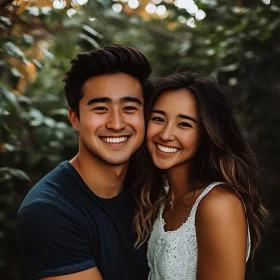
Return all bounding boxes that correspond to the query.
[17,200,96,280]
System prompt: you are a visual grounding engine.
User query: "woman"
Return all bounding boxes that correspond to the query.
[132,70,269,280]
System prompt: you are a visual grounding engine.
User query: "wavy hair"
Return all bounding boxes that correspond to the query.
[133,70,269,261]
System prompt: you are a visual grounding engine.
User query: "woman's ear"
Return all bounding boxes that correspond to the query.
[68,108,79,131]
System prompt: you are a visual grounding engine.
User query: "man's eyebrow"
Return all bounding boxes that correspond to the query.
[87,96,143,106]
[87,97,112,106]
[178,114,197,123]
[120,96,143,105]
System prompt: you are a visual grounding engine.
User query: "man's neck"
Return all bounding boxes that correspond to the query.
[70,152,128,199]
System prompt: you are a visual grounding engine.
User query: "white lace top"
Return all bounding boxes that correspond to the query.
[147,182,251,280]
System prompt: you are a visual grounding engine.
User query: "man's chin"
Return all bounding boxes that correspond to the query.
[97,155,130,167]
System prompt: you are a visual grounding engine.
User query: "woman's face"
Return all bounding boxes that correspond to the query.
[146,89,200,171]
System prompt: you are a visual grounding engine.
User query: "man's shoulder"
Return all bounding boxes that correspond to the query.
[18,161,76,214]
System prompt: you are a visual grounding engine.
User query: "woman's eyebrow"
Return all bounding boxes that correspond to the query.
[178,114,197,123]
[151,110,166,115]
[152,110,196,123]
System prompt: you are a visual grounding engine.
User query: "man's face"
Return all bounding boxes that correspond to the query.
[70,73,145,166]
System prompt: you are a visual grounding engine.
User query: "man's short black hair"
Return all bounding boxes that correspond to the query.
[63,45,152,117]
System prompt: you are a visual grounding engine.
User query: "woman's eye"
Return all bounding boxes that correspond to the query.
[151,117,164,122]
[179,122,192,128]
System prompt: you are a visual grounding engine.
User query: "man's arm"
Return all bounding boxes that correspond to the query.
[42,267,103,280]
[17,201,98,279]
[196,185,247,280]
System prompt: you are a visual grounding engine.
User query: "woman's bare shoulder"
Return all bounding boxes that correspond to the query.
[197,183,245,218]
[196,183,247,242]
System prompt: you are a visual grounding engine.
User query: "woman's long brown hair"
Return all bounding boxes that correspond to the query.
[132,70,270,261]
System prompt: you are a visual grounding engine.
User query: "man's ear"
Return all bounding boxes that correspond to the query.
[68,108,79,131]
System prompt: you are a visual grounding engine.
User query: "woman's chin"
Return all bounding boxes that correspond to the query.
[152,159,172,170]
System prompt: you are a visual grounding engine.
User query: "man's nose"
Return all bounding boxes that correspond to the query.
[106,110,125,131]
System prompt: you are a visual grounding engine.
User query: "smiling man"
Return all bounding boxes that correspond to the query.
[17,45,152,280]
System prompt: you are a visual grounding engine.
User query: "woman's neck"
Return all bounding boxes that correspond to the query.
[166,164,194,201]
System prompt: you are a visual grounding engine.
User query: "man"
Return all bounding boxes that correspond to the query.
[17,45,152,280]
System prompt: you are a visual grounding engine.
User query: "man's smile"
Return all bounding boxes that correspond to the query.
[100,136,130,144]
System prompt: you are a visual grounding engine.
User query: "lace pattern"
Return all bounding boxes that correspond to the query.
[147,182,251,280]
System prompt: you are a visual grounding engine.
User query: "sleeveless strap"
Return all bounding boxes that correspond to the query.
[189,181,251,261]
[190,182,225,216]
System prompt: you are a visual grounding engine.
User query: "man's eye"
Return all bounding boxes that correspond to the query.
[123,106,137,111]
[151,117,164,122]
[179,122,192,128]
[93,107,108,111]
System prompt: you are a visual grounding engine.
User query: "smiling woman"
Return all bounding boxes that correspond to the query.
[146,89,200,171]
[133,70,269,280]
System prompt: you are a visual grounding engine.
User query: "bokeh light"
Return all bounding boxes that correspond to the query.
[75,0,88,5]
[186,17,196,28]
[128,0,139,9]
[156,5,167,16]
[53,0,66,10]
[146,3,157,14]
[195,9,206,21]
[112,3,123,13]
[67,8,77,17]
[152,0,162,4]
[187,4,198,14]
[176,0,194,10]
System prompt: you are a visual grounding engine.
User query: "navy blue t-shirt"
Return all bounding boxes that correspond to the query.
[17,161,149,280]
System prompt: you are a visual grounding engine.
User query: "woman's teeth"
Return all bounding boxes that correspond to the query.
[157,144,178,153]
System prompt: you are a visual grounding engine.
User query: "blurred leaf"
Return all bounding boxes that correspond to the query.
[3,42,25,60]
[2,88,21,115]
[44,117,55,127]
[79,33,100,48]
[26,6,40,17]
[3,143,17,152]
[0,16,11,26]
[0,167,30,181]
[82,24,103,39]
[11,67,21,77]
[0,108,10,116]
[22,33,34,45]
[49,108,68,116]
[219,63,239,72]
[18,95,32,106]
[32,58,43,69]
[29,108,44,126]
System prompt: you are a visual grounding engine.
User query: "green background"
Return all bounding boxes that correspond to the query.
[1,0,279,279]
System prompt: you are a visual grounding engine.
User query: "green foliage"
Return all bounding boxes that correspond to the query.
[0,0,279,279]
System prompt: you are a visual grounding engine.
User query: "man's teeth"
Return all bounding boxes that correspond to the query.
[157,144,178,153]
[103,137,128,143]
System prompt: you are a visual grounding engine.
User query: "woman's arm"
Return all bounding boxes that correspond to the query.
[196,185,247,280]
